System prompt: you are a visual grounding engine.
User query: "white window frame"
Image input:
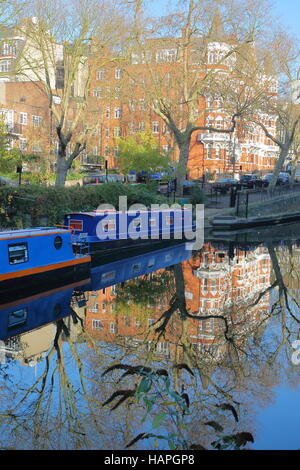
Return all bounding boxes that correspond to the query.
[114,106,122,119]
[19,112,27,125]
[32,115,42,127]
[19,138,27,151]
[115,68,122,79]
[152,121,159,134]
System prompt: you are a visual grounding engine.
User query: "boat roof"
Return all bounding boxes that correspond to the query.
[67,209,190,217]
[0,227,70,241]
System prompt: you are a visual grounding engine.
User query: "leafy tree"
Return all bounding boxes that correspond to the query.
[118,131,171,178]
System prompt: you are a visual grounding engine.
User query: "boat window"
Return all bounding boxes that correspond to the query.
[54,236,63,250]
[147,257,155,268]
[69,219,83,231]
[101,271,116,282]
[8,308,28,329]
[8,243,29,265]
[132,263,141,273]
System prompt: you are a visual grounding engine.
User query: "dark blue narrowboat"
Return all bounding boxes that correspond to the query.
[79,241,192,292]
[64,208,195,253]
[0,227,91,298]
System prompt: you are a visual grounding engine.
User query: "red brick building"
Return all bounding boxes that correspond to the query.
[0,13,279,179]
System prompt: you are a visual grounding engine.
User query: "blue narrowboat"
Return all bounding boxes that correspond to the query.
[80,241,192,292]
[0,227,91,298]
[0,281,87,341]
[64,208,195,254]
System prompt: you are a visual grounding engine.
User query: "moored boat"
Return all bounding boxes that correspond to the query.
[0,227,91,296]
[64,208,195,253]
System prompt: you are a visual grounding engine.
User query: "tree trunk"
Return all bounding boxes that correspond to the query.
[268,145,289,192]
[55,156,69,186]
[176,138,190,197]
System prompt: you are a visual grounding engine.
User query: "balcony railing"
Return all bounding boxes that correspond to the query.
[198,132,231,143]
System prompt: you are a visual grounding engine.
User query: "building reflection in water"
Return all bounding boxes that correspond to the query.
[82,242,272,367]
[0,240,273,370]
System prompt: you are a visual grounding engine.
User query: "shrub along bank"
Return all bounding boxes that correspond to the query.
[0,183,164,229]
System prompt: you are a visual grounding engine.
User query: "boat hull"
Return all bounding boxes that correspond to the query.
[0,260,91,302]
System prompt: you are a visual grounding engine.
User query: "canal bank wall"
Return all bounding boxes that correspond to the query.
[206,191,300,230]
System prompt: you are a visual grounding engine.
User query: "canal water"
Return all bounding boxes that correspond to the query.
[1,223,300,450]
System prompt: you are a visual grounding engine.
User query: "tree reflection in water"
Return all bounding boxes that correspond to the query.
[0,239,300,449]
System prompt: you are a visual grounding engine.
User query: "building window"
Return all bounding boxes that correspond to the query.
[114,127,121,137]
[152,121,159,134]
[93,88,102,98]
[114,146,119,158]
[115,68,122,79]
[110,322,117,334]
[32,115,42,127]
[92,146,98,156]
[215,144,221,159]
[156,342,169,355]
[105,145,109,156]
[0,60,11,72]
[139,122,145,131]
[206,116,212,131]
[19,138,27,151]
[96,69,106,80]
[105,128,110,138]
[139,99,146,111]
[124,315,130,327]
[207,143,213,158]
[156,48,177,63]
[129,100,135,112]
[105,107,110,119]
[114,86,120,98]
[19,112,27,125]
[32,141,42,152]
[2,42,17,56]
[92,319,102,330]
[215,116,223,129]
[114,106,122,119]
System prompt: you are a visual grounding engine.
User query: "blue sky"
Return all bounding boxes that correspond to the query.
[147,0,300,37]
[274,0,300,36]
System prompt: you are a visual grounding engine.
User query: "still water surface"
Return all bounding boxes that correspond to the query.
[1,224,300,450]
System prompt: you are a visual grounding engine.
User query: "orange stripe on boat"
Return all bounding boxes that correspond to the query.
[0,256,91,282]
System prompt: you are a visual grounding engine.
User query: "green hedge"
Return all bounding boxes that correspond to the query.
[0,183,164,229]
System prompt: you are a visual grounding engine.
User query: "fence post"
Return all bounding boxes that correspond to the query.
[236,192,240,217]
[245,192,249,218]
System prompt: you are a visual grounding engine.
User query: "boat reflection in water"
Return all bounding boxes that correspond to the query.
[0,241,192,365]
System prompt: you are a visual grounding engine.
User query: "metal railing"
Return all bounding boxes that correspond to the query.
[235,183,300,218]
